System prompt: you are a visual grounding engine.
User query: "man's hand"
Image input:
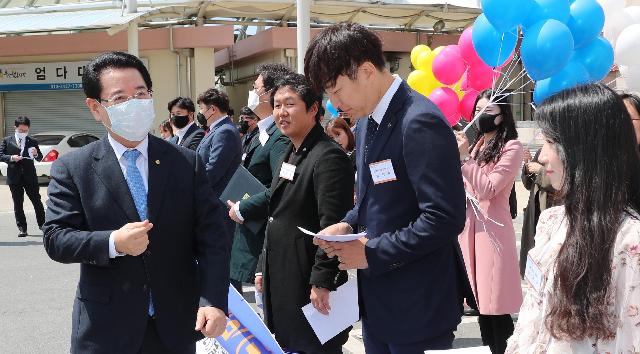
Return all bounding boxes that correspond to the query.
[310,286,331,315]
[255,275,263,293]
[523,149,532,163]
[454,132,470,161]
[526,162,543,174]
[28,147,37,157]
[113,220,153,256]
[324,237,369,270]
[313,222,353,247]
[10,155,22,162]
[195,306,227,338]
[226,200,243,224]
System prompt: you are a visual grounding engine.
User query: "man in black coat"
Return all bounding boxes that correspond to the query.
[0,116,45,237]
[167,97,205,151]
[231,74,354,353]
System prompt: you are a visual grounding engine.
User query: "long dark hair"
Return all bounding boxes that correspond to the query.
[470,90,518,166]
[537,83,640,341]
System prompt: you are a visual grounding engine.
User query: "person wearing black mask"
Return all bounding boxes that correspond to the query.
[167,96,205,151]
[238,106,260,161]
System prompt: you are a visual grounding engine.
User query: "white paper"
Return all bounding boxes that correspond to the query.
[297,227,365,242]
[302,277,359,344]
[425,347,491,353]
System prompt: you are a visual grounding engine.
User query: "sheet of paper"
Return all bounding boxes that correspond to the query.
[425,346,491,353]
[297,226,365,242]
[302,277,359,344]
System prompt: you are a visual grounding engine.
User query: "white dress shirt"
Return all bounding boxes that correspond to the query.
[208,115,228,131]
[175,121,195,145]
[369,74,403,127]
[14,132,26,157]
[257,115,275,146]
[107,133,149,258]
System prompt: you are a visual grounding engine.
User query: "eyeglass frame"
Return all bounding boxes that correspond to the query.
[96,89,154,107]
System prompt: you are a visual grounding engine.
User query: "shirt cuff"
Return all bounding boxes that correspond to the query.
[108,231,126,258]
[234,202,245,222]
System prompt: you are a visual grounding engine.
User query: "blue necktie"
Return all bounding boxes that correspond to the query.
[122,149,154,317]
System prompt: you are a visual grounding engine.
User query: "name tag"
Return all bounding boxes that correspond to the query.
[369,159,397,185]
[524,254,544,294]
[279,162,296,181]
[242,153,247,162]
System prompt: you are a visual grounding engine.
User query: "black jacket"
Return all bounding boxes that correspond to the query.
[170,123,205,151]
[0,135,43,185]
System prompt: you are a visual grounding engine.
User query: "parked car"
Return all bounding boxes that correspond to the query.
[0,131,100,179]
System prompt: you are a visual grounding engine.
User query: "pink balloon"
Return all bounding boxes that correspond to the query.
[459,90,480,122]
[429,87,461,126]
[458,27,484,67]
[433,45,466,85]
[466,63,500,91]
[460,72,470,91]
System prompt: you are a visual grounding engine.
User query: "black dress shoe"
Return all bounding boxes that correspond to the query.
[18,229,27,237]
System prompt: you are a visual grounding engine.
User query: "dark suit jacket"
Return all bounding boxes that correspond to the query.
[196,117,242,200]
[229,120,290,282]
[43,135,231,354]
[0,135,43,185]
[258,124,353,352]
[343,82,473,343]
[170,123,205,151]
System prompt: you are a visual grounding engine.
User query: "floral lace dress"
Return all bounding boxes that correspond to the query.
[505,206,640,354]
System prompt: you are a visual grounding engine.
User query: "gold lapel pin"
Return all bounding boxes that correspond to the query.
[155,160,160,165]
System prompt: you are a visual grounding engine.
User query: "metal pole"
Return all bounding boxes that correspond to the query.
[126,0,139,57]
[296,0,310,74]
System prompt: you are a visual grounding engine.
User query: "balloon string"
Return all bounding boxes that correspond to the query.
[465,191,503,253]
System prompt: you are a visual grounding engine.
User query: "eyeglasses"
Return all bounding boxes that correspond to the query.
[98,89,153,107]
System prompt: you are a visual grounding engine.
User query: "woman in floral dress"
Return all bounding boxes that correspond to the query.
[506,84,640,353]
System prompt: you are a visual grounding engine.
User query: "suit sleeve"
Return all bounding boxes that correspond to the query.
[364,111,467,276]
[461,140,524,201]
[188,130,205,151]
[521,149,540,191]
[43,158,112,266]
[0,138,11,163]
[203,129,241,194]
[193,154,231,312]
[32,140,43,162]
[238,134,290,221]
[310,149,354,290]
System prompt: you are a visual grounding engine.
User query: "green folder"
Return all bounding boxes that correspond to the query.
[220,165,267,235]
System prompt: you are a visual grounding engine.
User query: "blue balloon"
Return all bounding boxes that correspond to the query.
[573,36,614,82]
[523,0,571,28]
[472,14,518,68]
[533,79,552,104]
[326,100,338,116]
[567,0,605,48]
[481,0,534,32]
[521,19,575,81]
[533,58,589,104]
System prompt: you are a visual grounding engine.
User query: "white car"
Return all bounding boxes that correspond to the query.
[0,131,100,179]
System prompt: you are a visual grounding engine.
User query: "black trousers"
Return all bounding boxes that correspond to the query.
[9,182,45,231]
[478,314,514,354]
[139,318,195,354]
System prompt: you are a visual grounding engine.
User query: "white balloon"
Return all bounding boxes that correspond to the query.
[625,6,640,23]
[597,0,626,18]
[619,65,640,92]
[605,11,636,48]
[616,24,640,65]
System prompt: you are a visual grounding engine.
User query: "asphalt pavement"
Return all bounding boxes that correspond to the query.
[0,178,529,353]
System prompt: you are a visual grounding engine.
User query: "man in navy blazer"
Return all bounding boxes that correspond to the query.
[43,51,230,354]
[167,96,205,151]
[195,88,242,200]
[306,23,475,352]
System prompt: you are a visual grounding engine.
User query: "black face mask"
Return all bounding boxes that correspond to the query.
[196,112,208,130]
[238,120,250,135]
[476,113,501,133]
[170,115,190,129]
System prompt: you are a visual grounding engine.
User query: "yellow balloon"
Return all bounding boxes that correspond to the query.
[407,70,434,96]
[415,46,445,73]
[410,45,431,69]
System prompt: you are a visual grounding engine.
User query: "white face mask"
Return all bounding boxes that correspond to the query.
[15,131,28,141]
[102,98,155,142]
[247,90,261,111]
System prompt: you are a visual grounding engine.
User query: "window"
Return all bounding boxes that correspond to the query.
[31,134,64,146]
[67,134,99,148]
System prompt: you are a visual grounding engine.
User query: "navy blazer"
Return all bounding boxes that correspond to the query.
[43,135,231,353]
[343,82,473,343]
[196,117,242,200]
[170,123,205,151]
[0,135,43,185]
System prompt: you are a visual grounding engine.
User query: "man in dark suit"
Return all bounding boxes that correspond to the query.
[306,23,474,352]
[0,116,45,237]
[238,106,260,160]
[225,63,292,293]
[167,96,205,151]
[195,88,242,199]
[43,51,230,354]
